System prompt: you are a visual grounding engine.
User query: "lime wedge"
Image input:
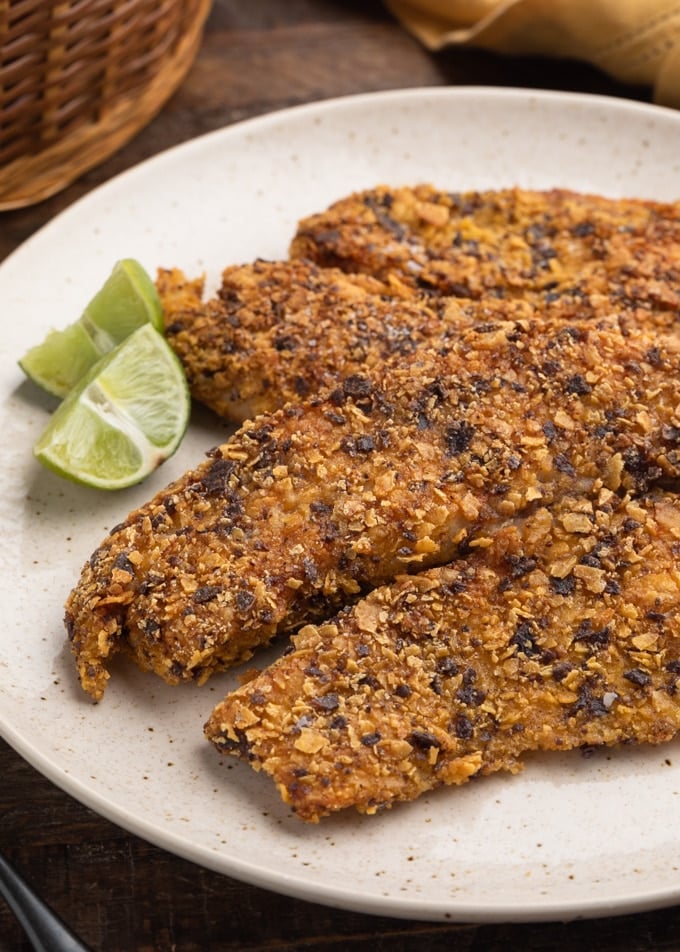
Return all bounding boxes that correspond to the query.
[19,259,163,398]
[34,324,190,490]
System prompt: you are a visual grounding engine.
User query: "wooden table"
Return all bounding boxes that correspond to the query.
[2,3,679,949]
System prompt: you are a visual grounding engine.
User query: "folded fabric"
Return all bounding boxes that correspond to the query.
[384,0,680,108]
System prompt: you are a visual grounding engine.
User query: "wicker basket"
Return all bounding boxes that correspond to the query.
[0,0,212,210]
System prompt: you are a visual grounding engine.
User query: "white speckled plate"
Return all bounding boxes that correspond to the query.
[2,87,680,924]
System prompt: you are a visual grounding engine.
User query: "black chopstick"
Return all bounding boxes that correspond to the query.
[0,851,92,952]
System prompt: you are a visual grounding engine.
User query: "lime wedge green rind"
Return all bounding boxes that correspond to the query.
[19,322,101,398]
[82,258,163,345]
[34,324,190,491]
[19,258,163,398]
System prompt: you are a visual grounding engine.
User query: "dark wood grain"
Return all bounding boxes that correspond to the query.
[1,2,677,950]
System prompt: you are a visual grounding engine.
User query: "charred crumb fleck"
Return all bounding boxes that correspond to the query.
[507,554,538,578]
[430,674,443,695]
[360,732,382,747]
[358,674,380,689]
[311,693,340,712]
[662,424,680,443]
[452,714,474,740]
[552,661,574,682]
[308,227,340,245]
[140,618,160,637]
[542,421,558,442]
[409,730,441,750]
[309,500,333,518]
[198,458,237,496]
[541,359,561,378]
[622,448,662,489]
[456,685,486,707]
[215,729,252,758]
[554,453,576,476]
[511,621,539,656]
[572,620,610,649]
[246,423,274,444]
[570,684,609,718]
[646,610,667,623]
[302,558,319,582]
[113,553,135,575]
[293,376,311,397]
[564,374,593,395]
[367,204,407,240]
[292,713,314,733]
[193,585,222,604]
[445,421,475,456]
[624,668,652,688]
[571,221,595,237]
[343,375,373,400]
[139,572,163,595]
[441,580,466,599]
[235,590,256,612]
[436,658,459,677]
[340,434,375,456]
[273,334,299,352]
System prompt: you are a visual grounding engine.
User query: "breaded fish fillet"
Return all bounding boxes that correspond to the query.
[65,317,680,700]
[158,251,664,424]
[291,185,680,327]
[157,260,475,422]
[205,490,680,822]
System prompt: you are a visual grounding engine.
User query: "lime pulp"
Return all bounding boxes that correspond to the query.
[33,324,190,490]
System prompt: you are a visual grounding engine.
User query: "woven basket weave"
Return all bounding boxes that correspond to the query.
[0,0,212,210]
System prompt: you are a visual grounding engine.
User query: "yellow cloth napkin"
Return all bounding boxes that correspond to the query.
[384,0,680,108]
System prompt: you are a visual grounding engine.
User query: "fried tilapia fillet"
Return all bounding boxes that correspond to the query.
[205,490,680,821]
[291,185,680,323]
[66,317,680,700]
[157,260,478,423]
[158,188,680,423]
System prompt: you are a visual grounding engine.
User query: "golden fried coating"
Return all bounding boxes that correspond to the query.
[65,316,680,700]
[291,185,680,330]
[156,187,680,424]
[157,260,463,422]
[205,491,680,822]
[157,252,673,424]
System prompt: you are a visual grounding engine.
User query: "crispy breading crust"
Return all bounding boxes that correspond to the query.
[157,188,680,424]
[205,491,680,822]
[291,185,680,327]
[65,316,680,700]
[158,259,461,422]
